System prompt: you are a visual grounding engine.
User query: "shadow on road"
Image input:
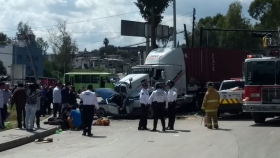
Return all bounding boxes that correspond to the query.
[218,113,252,121]
[250,118,280,127]
[175,130,191,132]
[90,136,107,138]
[215,128,232,131]
[159,131,179,133]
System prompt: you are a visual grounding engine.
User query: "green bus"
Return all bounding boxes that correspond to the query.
[64,72,120,90]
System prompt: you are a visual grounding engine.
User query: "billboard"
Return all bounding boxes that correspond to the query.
[121,20,169,38]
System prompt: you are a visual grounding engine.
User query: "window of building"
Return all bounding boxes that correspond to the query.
[82,75,91,83]
[26,56,30,61]
[75,75,82,83]
[91,75,100,83]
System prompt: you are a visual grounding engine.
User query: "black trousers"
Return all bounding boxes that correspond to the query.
[82,106,95,135]
[53,103,61,117]
[16,106,26,128]
[35,110,40,127]
[1,104,7,127]
[45,101,52,115]
[167,102,176,129]
[139,104,148,128]
[153,103,165,130]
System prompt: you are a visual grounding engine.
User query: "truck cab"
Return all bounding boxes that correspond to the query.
[243,54,280,123]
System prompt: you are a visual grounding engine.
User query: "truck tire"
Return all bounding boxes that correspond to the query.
[252,112,266,124]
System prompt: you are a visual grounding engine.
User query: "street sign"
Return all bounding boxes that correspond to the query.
[121,20,169,38]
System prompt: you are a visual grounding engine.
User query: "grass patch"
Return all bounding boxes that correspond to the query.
[0,106,50,132]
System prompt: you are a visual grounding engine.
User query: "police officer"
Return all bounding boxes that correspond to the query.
[149,82,168,132]
[80,84,99,136]
[138,80,150,130]
[201,82,220,129]
[166,80,178,130]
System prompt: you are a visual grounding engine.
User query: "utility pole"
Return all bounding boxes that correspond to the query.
[184,24,189,48]
[25,35,38,83]
[151,0,156,50]
[173,0,177,47]
[192,8,196,48]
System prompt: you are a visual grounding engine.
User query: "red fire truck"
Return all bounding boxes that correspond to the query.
[242,51,280,123]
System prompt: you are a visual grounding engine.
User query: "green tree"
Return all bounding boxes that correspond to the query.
[248,0,280,29]
[99,45,117,56]
[219,1,259,49]
[0,32,8,45]
[135,0,173,49]
[48,20,78,74]
[36,37,49,56]
[103,38,109,47]
[17,21,33,35]
[0,60,7,75]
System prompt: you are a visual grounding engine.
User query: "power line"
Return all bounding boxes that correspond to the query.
[0,11,140,32]
[77,36,122,46]
[161,11,193,24]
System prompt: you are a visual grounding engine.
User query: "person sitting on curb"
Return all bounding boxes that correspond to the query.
[67,106,81,130]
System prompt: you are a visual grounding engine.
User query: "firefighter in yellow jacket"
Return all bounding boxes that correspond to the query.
[201,82,220,129]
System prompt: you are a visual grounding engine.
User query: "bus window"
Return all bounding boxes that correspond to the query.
[91,75,100,83]
[65,75,69,83]
[82,75,91,83]
[75,75,82,83]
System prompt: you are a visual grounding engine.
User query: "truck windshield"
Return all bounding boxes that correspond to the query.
[132,68,154,77]
[245,61,275,85]
[220,81,244,90]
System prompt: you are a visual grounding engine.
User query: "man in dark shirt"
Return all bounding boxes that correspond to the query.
[61,82,70,114]
[11,83,27,129]
[69,86,77,107]
[45,86,53,115]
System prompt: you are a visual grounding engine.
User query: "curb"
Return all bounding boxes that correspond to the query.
[0,125,60,152]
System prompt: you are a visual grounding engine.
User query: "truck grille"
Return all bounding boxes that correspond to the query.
[262,88,280,103]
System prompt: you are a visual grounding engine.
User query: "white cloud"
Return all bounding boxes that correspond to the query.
[0,0,254,53]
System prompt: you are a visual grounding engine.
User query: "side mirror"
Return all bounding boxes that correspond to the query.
[161,71,165,79]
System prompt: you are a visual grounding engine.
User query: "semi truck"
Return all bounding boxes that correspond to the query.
[102,46,249,118]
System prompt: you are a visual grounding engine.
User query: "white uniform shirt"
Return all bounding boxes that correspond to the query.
[80,90,99,109]
[0,90,4,108]
[149,89,168,108]
[139,88,149,105]
[167,87,178,102]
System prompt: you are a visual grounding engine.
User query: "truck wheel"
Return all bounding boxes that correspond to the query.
[148,108,154,119]
[252,112,266,124]
[96,108,107,118]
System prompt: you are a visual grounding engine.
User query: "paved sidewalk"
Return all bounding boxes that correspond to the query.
[0,123,60,152]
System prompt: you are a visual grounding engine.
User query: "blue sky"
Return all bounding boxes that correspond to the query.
[0,0,254,53]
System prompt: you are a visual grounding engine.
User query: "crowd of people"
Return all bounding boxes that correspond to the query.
[0,81,80,131]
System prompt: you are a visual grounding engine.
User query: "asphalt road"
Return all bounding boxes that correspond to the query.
[2,115,280,158]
